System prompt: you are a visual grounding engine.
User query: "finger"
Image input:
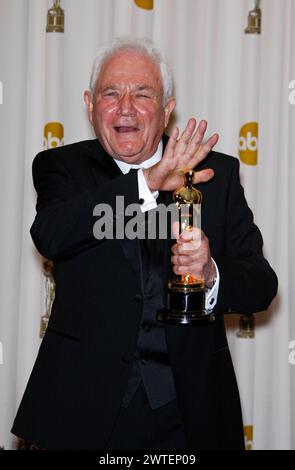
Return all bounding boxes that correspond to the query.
[179,229,193,242]
[180,118,197,143]
[181,240,202,252]
[175,242,205,258]
[172,242,195,255]
[193,168,215,184]
[171,243,185,255]
[179,226,202,241]
[175,118,197,154]
[173,265,194,275]
[172,242,188,255]
[171,254,195,266]
[173,263,205,277]
[208,132,219,147]
[184,133,218,171]
[195,133,219,164]
[171,246,202,264]
[162,127,179,161]
[186,120,207,155]
[171,244,178,255]
[172,221,180,240]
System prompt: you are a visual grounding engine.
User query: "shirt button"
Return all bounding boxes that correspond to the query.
[142,323,151,332]
[138,198,145,205]
[210,298,215,305]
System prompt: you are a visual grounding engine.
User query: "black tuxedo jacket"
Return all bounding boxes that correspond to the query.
[12,137,278,449]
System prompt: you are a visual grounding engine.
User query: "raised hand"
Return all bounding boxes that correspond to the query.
[143,119,219,192]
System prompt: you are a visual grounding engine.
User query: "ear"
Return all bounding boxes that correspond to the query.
[83,90,94,124]
[164,97,176,128]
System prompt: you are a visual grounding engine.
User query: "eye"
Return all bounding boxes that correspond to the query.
[103,90,119,97]
[135,93,151,99]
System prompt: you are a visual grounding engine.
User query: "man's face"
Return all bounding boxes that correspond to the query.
[84,51,175,164]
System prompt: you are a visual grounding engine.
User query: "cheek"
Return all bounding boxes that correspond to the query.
[94,103,117,124]
[140,110,165,134]
[97,114,115,135]
[135,102,162,118]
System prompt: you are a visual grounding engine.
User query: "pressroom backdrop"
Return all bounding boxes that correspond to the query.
[0,0,294,450]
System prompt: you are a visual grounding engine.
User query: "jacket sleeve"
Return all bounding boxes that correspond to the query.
[30,151,139,261]
[214,158,278,314]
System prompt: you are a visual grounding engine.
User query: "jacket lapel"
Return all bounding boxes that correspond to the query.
[86,137,175,294]
[87,139,145,293]
[87,139,122,185]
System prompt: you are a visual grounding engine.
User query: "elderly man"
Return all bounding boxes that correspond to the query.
[12,37,277,450]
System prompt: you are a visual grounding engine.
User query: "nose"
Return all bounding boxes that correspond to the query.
[118,93,136,116]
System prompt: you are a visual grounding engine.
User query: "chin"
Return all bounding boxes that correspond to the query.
[117,154,142,163]
[113,146,143,159]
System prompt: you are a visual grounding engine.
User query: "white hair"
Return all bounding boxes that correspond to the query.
[89,37,174,106]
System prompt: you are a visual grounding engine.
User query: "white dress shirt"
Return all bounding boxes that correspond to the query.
[115,141,162,212]
[114,141,220,313]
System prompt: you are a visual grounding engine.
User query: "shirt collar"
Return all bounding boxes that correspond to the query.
[113,140,163,175]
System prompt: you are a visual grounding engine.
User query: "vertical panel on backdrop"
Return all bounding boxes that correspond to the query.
[44,0,64,147]
[236,314,256,450]
[234,0,261,451]
[238,0,260,209]
[133,0,154,38]
[41,0,65,338]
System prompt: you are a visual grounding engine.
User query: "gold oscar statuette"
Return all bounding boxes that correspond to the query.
[157,170,214,325]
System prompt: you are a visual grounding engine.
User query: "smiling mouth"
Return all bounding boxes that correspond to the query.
[114,126,139,133]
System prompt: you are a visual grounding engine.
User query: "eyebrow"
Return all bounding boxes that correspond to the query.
[101,84,156,92]
[134,85,155,92]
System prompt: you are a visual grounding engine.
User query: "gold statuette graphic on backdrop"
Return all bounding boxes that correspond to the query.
[46,0,64,33]
[236,314,255,339]
[245,0,261,34]
[157,170,214,325]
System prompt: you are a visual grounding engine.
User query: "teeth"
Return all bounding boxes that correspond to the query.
[115,126,138,133]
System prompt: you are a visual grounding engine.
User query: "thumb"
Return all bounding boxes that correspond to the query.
[172,221,180,240]
[193,168,214,184]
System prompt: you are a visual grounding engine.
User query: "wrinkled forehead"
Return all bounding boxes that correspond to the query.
[96,50,163,91]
